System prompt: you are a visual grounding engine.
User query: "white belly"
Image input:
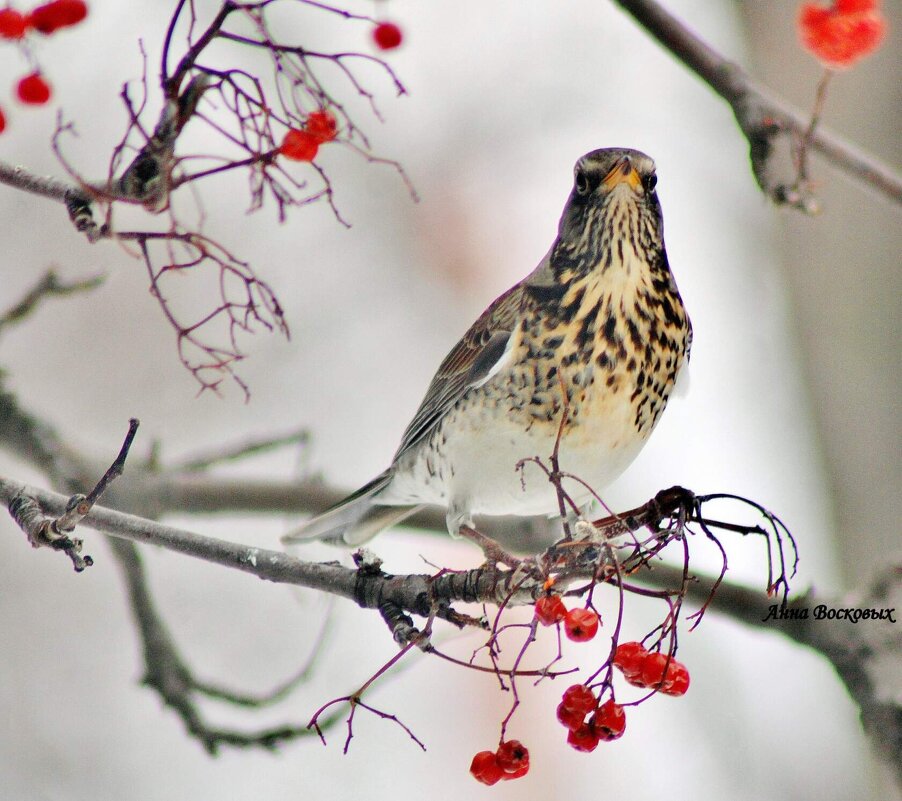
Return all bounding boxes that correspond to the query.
[378,391,646,517]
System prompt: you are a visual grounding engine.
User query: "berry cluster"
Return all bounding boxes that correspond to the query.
[0,0,86,39]
[613,641,690,695]
[0,0,88,131]
[280,109,339,162]
[469,740,530,786]
[556,684,626,752]
[534,594,600,642]
[798,0,886,68]
[468,594,696,784]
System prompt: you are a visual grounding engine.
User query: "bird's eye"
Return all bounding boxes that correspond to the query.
[643,174,658,192]
[575,171,590,196]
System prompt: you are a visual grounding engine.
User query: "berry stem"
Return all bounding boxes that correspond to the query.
[797,68,833,186]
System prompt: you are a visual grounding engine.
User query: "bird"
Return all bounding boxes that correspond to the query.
[284,147,692,547]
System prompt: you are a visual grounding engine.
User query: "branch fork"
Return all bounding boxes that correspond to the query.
[6,418,139,571]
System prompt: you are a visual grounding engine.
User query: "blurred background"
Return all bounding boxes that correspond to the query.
[0,1,898,799]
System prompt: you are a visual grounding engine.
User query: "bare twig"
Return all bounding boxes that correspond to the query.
[307,625,430,753]
[4,419,140,571]
[0,270,104,336]
[174,427,309,472]
[0,380,339,753]
[1,0,415,394]
[790,68,833,210]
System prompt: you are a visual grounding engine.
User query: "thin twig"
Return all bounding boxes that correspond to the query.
[174,427,309,472]
[4,420,140,571]
[0,269,104,336]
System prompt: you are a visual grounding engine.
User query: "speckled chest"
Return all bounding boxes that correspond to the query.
[386,268,690,515]
[468,266,689,443]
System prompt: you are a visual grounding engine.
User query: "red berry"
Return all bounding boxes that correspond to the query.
[501,761,529,781]
[305,109,337,143]
[624,671,649,688]
[798,0,886,68]
[564,607,599,642]
[469,750,503,786]
[0,106,6,134]
[639,652,670,689]
[556,701,586,732]
[534,595,567,626]
[28,0,87,34]
[592,699,626,741]
[567,722,600,752]
[660,661,691,697]
[561,684,596,716]
[495,740,529,778]
[372,21,402,50]
[613,641,647,678]
[835,0,876,10]
[640,652,683,691]
[280,128,319,162]
[16,72,51,105]
[0,8,28,38]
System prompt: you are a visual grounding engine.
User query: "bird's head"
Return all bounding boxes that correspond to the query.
[552,148,664,277]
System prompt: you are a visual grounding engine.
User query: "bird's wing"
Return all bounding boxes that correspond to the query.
[393,283,526,461]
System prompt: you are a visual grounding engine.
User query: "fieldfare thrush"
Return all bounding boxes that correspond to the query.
[285,148,692,545]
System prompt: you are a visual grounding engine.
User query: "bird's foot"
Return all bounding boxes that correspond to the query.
[458,525,522,570]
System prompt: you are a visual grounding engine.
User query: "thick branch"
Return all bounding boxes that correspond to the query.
[0,475,805,627]
[613,0,902,207]
[2,477,556,614]
[0,160,88,205]
[3,476,360,591]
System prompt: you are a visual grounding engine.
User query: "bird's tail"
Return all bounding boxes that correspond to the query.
[282,471,423,546]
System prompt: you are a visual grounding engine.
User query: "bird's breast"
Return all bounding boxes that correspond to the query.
[506,269,690,441]
[383,255,690,516]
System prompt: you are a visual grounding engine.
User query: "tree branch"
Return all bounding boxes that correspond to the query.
[107,534,336,753]
[0,159,89,206]
[612,0,902,208]
[0,475,811,636]
[0,476,574,609]
[6,468,900,773]
[3,373,900,776]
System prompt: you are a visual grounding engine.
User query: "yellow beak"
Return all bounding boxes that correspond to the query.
[602,157,643,192]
